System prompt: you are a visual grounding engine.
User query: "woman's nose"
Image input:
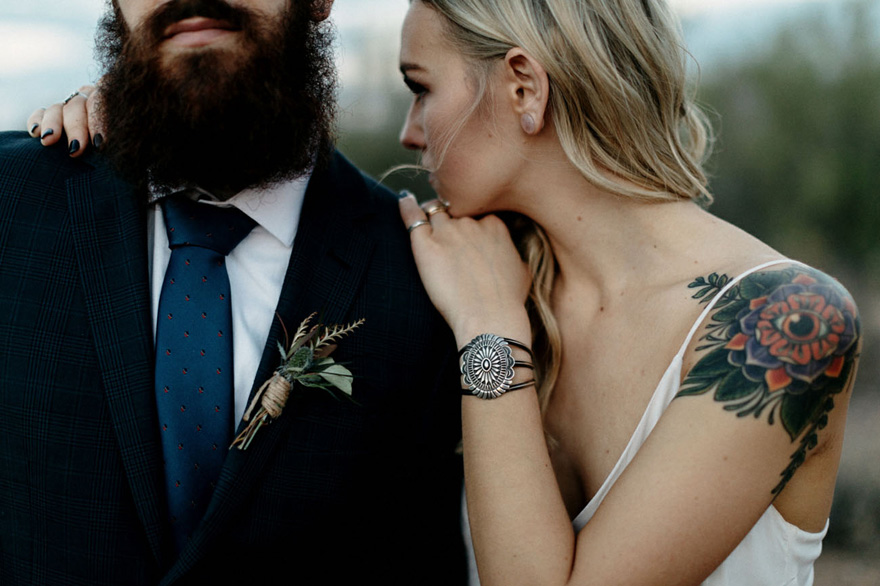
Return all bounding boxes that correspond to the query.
[399,103,424,151]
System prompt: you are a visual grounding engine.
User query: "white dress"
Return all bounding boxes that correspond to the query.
[465,259,828,586]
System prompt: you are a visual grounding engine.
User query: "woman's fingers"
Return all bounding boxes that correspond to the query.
[400,192,432,238]
[38,104,64,146]
[27,84,101,157]
[26,108,46,137]
[61,85,96,157]
[401,194,452,232]
[420,198,451,226]
[400,191,531,341]
[420,198,449,216]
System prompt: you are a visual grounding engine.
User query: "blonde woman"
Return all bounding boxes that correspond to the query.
[30,1,861,584]
[395,1,860,585]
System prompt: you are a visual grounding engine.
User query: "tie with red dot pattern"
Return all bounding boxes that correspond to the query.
[155,194,256,553]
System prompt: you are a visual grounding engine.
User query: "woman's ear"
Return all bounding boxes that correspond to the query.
[503,48,550,136]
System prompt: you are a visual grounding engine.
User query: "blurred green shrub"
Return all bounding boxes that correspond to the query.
[699,1,880,278]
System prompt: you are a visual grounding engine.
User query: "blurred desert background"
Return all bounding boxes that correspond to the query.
[1,0,878,583]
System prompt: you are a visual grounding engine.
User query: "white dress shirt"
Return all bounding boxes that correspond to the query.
[149,176,311,424]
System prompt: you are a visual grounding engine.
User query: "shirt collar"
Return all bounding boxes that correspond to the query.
[219,175,310,247]
[153,173,312,248]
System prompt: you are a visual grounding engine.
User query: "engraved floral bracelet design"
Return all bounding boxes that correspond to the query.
[459,334,536,399]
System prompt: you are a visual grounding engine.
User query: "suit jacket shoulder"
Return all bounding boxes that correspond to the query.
[0,131,95,208]
[0,131,162,584]
[0,138,467,585]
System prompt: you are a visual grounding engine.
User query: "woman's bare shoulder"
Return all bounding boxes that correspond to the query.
[680,259,861,493]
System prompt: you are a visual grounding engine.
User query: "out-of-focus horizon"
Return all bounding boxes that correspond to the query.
[1,1,878,583]
[0,0,864,130]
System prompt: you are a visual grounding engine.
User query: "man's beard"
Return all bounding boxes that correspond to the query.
[95,0,337,197]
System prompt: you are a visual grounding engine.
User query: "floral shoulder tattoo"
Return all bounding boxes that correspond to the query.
[679,266,860,494]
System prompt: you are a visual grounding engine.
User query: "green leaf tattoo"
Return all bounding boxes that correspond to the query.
[679,267,860,494]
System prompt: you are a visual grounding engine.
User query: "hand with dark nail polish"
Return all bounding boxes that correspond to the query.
[68,140,81,154]
[40,129,54,140]
[30,123,39,135]
[93,134,104,149]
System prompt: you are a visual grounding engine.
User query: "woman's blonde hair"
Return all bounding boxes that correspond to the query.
[418,0,713,412]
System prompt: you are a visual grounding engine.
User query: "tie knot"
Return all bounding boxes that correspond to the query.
[161,195,257,256]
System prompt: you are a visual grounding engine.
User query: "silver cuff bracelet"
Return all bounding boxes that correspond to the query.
[459,333,535,399]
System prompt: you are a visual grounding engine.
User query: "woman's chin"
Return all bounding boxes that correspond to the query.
[427,176,448,203]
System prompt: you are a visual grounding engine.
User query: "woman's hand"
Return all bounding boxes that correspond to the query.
[401,193,574,586]
[399,193,532,347]
[26,84,103,157]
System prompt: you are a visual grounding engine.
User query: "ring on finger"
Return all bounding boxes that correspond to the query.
[63,91,89,105]
[407,220,430,234]
[424,203,449,217]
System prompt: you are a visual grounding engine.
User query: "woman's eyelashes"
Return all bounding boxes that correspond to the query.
[403,76,428,99]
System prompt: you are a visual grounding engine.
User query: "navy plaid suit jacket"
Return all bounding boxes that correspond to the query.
[0,132,467,585]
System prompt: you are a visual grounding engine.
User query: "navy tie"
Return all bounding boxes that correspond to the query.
[154,195,256,552]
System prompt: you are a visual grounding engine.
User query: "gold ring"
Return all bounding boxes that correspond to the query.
[407,220,430,234]
[424,203,449,217]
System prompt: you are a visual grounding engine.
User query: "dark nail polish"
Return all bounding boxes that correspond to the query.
[68,140,80,154]
[29,123,39,134]
[40,128,54,139]
[93,133,103,149]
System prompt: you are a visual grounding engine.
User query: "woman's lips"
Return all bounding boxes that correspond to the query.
[163,17,238,48]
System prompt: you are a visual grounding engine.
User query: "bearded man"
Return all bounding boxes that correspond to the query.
[0,1,466,583]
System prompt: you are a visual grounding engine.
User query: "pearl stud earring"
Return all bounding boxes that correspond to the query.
[521,113,537,135]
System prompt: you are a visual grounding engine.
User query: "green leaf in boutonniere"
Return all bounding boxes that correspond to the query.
[230,313,365,451]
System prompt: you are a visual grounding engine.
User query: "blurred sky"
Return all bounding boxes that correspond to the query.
[0,0,842,130]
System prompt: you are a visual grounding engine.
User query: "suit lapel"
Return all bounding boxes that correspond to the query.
[164,152,379,581]
[247,152,379,406]
[67,161,168,568]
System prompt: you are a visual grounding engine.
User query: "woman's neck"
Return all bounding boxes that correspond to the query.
[507,160,713,301]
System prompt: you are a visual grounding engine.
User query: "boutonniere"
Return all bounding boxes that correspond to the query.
[231,313,365,451]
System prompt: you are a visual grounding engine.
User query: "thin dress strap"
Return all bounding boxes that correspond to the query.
[572,257,802,531]
[674,258,801,361]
